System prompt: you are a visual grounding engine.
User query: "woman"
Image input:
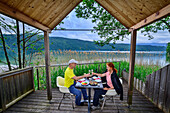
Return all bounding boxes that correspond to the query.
[91,62,123,110]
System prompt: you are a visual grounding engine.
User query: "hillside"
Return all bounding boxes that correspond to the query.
[0,34,167,51]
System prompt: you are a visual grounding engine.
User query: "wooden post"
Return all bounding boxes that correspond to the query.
[44,30,52,100]
[127,29,137,106]
[119,61,121,77]
[36,68,40,90]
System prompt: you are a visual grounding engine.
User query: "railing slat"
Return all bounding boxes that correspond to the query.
[164,65,170,113]
[0,78,6,110]
[149,72,156,101]
[158,66,168,110]
[144,74,151,98]
[153,69,161,105]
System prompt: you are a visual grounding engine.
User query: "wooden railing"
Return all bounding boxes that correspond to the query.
[0,67,34,112]
[122,64,170,113]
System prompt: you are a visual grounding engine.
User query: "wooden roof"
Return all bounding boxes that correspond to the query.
[0,0,169,31]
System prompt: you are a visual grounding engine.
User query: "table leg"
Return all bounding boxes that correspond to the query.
[88,88,91,113]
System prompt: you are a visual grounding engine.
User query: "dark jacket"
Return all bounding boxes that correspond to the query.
[101,70,123,100]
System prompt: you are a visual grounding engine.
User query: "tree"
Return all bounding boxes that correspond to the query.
[166,42,170,62]
[0,28,11,70]
[0,15,43,71]
[75,0,170,47]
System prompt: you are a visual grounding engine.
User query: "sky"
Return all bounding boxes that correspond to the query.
[50,9,170,44]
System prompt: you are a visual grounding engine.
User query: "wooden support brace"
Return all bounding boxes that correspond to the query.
[127,29,137,105]
[44,30,52,100]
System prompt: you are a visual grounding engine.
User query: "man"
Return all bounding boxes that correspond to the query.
[64,59,91,106]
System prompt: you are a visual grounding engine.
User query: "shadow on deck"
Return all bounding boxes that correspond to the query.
[4,81,163,113]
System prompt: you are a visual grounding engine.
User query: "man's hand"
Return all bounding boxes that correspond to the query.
[84,74,91,77]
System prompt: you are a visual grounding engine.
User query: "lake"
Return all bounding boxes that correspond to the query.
[0,50,168,67]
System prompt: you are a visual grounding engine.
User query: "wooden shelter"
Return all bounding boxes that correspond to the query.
[0,0,169,107]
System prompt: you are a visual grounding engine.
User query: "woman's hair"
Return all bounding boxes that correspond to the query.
[106,62,118,73]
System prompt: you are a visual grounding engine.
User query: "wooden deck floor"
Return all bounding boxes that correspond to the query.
[4,81,164,113]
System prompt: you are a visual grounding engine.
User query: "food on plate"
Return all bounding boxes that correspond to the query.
[92,76,97,80]
[89,81,98,86]
[81,82,88,85]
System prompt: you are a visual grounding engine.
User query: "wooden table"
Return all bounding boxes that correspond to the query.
[75,78,103,113]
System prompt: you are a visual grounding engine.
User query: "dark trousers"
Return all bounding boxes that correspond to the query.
[93,89,107,106]
[69,81,88,105]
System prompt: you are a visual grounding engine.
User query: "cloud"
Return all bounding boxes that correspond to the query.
[50,10,170,44]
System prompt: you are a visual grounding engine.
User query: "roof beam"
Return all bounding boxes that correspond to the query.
[0,1,50,31]
[129,4,170,31]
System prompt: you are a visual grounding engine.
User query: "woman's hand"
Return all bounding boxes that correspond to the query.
[92,72,96,75]
[103,87,114,90]
[103,87,109,90]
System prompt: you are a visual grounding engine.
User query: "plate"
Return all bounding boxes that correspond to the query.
[79,78,85,81]
[89,81,98,86]
[92,77,98,80]
[81,82,88,86]
[95,79,101,82]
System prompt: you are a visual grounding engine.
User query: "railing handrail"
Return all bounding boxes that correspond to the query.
[0,67,33,79]
[34,61,121,68]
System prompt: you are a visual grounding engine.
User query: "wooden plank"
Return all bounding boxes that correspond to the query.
[149,72,156,101]
[38,0,63,22]
[104,0,136,24]
[25,71,29,92]
[145,74,151,98]
[19,73,24,95]
[0,78,6,110]
[96,0,132,28]
[22,0,43,15]
[130,4,170,31]
[153,69,161,105]
[0,1,50,31]
[164,64,170,113]
[34,0,58,21]
[5,78,10,105]
[127,0,151,16]
[31,67,35,91]
[158,66,168,110]
[138,80,142,92]
[136,78,139,90]
[8,76,15,103]
[37,68,40,90]
[112,0,144,23]
[122,70,129,82]
[133,77,136,87]
[49,0,82,30]
[127,29,137,105]
[13,74,21,98]
[44,30,52,100]
[142,81,145,94]
[11,76,16,102]
[29,0,52,19]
